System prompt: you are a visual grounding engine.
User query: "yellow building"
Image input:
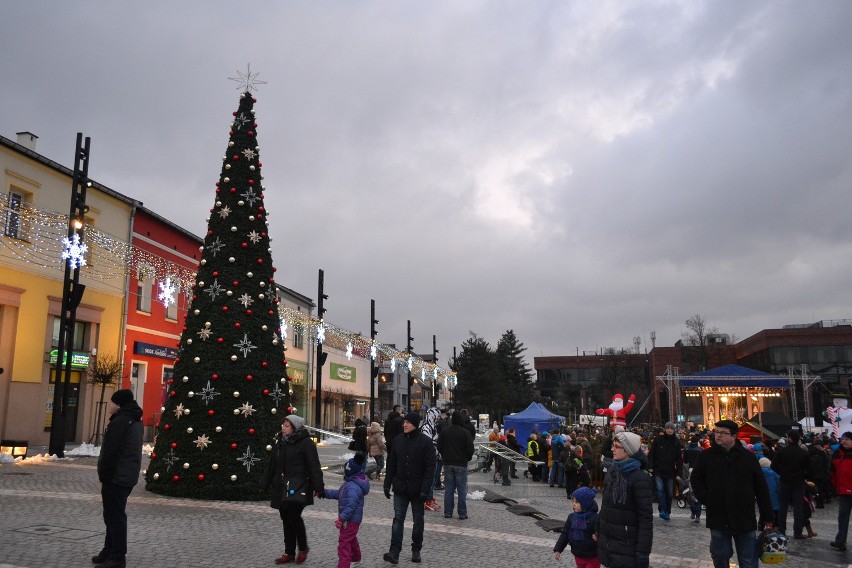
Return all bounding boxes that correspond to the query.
[0,132,139,447]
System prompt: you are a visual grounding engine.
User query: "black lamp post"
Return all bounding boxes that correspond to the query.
[314,269,328,428]
[48,133,90,457]
[406,320,413,411]
[369,299,378,421]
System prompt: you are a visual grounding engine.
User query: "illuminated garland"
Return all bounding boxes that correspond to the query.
[0,193,457,383]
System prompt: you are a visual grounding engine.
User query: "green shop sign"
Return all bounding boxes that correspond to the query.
[47,350,91,369]
[329,362,356,383]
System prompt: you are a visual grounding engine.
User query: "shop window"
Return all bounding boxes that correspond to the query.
[293,324,304,349]
[51,318,87,350]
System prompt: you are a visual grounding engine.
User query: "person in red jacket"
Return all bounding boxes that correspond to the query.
[830,431,852,551]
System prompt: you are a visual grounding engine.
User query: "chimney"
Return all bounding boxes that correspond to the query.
[15,132,38,151]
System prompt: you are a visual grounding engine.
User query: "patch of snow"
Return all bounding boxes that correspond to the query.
[142,443,155,455]
[0,452,16,464]
[467,490,486,500]
[66,443,100,457]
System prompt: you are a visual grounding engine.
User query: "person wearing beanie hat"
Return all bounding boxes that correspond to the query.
[759,457,781,528]
[94,387,143,567]
[691,420,774,568]
[110,389,134,408]
[554,486,599,565]
[383,408,437,564]
[437,410,475,518]
[324,454,370,568]
[598,430,653,568]
[368,422,387,480]
[261,415,325,565]
[648,422,683,521]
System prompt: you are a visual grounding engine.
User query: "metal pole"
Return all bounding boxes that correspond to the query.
[314,269,327,428]
[407,320,413,411]
[370,299,378,421]
[49,133,90,457]
[432,335,438,407]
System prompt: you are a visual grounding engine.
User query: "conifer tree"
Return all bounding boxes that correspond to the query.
[145,86,290,500]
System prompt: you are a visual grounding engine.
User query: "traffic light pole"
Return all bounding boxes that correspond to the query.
[49,133,90,457]
[370,299,378,421]
[314,269,328,428]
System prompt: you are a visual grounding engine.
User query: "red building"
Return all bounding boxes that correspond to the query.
[122,207,201,438]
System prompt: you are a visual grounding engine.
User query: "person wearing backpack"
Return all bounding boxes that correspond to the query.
[550,433,566,488]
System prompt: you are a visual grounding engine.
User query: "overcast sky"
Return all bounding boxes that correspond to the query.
[3,2,852,365]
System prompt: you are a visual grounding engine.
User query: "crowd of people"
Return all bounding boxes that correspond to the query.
[92,389,852,568]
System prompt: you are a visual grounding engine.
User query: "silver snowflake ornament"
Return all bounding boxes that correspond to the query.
[241,148,257,161]
[237,446,262,472]
[194,434,212,450]
[238,402,256,417]
[218,205,232,219]
[204,279,224,301]
[269,383,286,407]
[206,236,224,257]
[172,403,186,419]
[162,448,180,472]
[228,64,267,93]
[247,230,262,244]
[240,188,260,207]
[238,293,254,308]
[317,324,326,344]
[233,112,250,131]
[197,323,213,341]
[234,333,257,358]
[199,380,220,405]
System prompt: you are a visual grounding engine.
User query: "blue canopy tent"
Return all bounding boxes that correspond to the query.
[503,403,565,452]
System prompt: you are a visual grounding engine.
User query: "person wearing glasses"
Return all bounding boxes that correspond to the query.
[597,430,653,568]
[692,420,774,568]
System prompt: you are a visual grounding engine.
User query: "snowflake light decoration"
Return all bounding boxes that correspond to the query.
[391,357,397,372]
[280,322,288,340]
[370,343,377,361]
[199,380,220,405]
[407,356,414,371]
[158,277,177,308]
[240,188,260,207]
[346,342,353,360]
[237,446,262,472]
[317,324,326,344]
[60,233,88,269]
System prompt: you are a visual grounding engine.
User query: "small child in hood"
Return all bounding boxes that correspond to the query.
[324,454,370,568]
[553,486,599,568]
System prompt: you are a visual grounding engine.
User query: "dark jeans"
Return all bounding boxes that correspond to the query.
[777,483,804,537]
[374,455,385,476]
[443,465,468,518]
[101,482,133,560]
[709,529,757,568]
[434,458,443,488]
[654,475,674,515]
[390,493,425,555]
[279,504,308,555]
[836,495,852,545]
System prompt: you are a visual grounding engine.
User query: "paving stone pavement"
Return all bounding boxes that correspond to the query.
[1,449,850,567]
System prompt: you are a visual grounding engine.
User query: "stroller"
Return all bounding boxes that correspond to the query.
[675,464,703,523]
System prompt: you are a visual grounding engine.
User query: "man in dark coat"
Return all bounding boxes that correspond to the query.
[692,420,774,568]
[648,421,683,521]
[93,389,143,568]
[383,412,436,564]
[351,418,368,457]
[771,429,810,539]
[384,405,404,447]
[437,411,475,517]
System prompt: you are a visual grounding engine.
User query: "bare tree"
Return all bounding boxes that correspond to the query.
[87,353,126,445]
[682,314,722,372]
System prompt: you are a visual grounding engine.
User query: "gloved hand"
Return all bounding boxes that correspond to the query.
[335,518,347,530]
[636,555,649,568]
[384,485,392,499]
[419,492,429,502]
[314,490,324,499]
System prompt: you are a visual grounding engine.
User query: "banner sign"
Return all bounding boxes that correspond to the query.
[133,341,178,360]
[329,362,356,383]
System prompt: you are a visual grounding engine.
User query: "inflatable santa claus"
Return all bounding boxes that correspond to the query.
[596,393,636,430]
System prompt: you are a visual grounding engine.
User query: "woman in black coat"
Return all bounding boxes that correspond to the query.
[262,414,325,565]
[598,431,653,568]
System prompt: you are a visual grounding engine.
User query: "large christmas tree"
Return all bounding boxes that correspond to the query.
[145,83,291,500]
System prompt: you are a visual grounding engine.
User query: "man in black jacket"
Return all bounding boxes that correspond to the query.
[692,420,774,568]
[437,411,475,517]
[383,412,437,564]
[648,422,683,521]
[772,429,810,539]
[93,389,143,568]
[384,405,404,447]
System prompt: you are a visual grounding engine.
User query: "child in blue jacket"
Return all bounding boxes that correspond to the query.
[553,486,599,567]
[325,454,370,568]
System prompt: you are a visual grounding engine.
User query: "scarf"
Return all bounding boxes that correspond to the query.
[568,509,596,541]
[607,457,641,505]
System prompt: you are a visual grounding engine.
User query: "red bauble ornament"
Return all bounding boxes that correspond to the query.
[263,389,270,395]
[231,443,238,450]
[248,179,254,185]
[216,188,221,194]
[208,409,215,416]
[233,281,239,287]
[173,475,180,482]
[171,442,178,449]
[268,310,274,316]
[261,232,266,237]
[241,243,248,248]
[272,267,277,272]
[234,322,241,329]
[198,474,205,481]
[213,271,219,277]
[262,361,268,368]
[258,162,262,167]
[258,206,264,212]
[257,214,264,220]
[222,306,229,312]
[167,378,174,384]
[246,309,252,315]
[286,406,293,413]
[207,230,213,236]
[218,337,224,343]
[232,154,239,160]
[246,374,253,381]
[170,390,177,397]
[257,258,263,264]
[231,187,237,193]
[232,111,237,116]
[151,453,157,459]
[212,373,219,380]
[249,428,255,435]
[164,424,171,430]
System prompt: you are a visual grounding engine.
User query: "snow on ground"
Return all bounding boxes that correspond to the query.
[467,490,486,500]
[66,443,100,457]
[0,452,16,464]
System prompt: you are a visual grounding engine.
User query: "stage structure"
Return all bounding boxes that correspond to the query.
[657,364,820,425]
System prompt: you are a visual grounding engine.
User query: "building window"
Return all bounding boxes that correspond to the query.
[293,324,304,349]
[4,189,30,241]
[136,277,153,313]
[51,318,87,350]
[165,287,178,321]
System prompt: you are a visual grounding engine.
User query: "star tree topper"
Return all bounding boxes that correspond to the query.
[228,64,267,92]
